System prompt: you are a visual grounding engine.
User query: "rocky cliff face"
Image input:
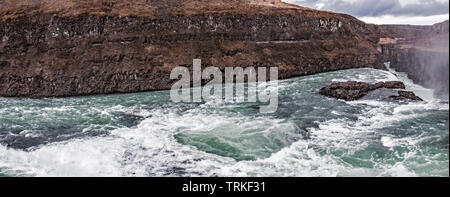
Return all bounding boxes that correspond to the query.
[0,0,384,97]
[379,20,449,99]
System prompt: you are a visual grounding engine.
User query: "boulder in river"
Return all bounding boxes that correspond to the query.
[319,81,422,101]
[390,90,424,101]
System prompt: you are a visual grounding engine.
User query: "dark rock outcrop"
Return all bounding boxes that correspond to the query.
[0,0,385,98]
[319,81,423,101]
[390,90,423,101]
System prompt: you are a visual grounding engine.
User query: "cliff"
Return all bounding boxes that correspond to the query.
[0,0,385,97]
[379,20,449,99]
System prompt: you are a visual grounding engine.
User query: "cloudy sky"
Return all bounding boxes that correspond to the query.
[283,0,449,25]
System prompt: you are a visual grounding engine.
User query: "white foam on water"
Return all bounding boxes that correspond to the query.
[0,111,236,177]
[217,140,354,177]
[301,121,420,177]
[0,137,124,176]
[0,67,447,177]
[385,62,438,102]
[379,164,418,177]
[0,107,362,177]
[332,68,399,83]
[2,107,282,177]
[0,108,438,177]
[381,136,397,148]
[216,93,444,177]
[299,92,447,177]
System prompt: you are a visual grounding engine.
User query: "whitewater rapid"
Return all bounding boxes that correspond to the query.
[0,65,448,177]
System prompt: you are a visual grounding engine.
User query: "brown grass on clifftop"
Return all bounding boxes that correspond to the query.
[1,0,331,20]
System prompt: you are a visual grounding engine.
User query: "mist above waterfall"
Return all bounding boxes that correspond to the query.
[416,20,449,99]
[380,20,449,100]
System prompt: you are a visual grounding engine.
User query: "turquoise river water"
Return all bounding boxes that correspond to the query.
[0,64,448,177]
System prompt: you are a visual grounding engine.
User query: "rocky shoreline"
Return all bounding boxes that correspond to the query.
[0,0,385,98]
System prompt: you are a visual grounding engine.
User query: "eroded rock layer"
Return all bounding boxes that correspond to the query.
[0,0,384,97]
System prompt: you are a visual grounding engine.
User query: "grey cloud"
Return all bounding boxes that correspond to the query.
[284,0,449,17]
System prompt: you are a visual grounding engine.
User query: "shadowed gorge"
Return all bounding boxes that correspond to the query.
[379,20,449,99]
[0,0,384,97]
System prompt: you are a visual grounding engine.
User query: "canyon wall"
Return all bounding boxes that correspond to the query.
[0,0,384,97]
[379,20,449,99]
